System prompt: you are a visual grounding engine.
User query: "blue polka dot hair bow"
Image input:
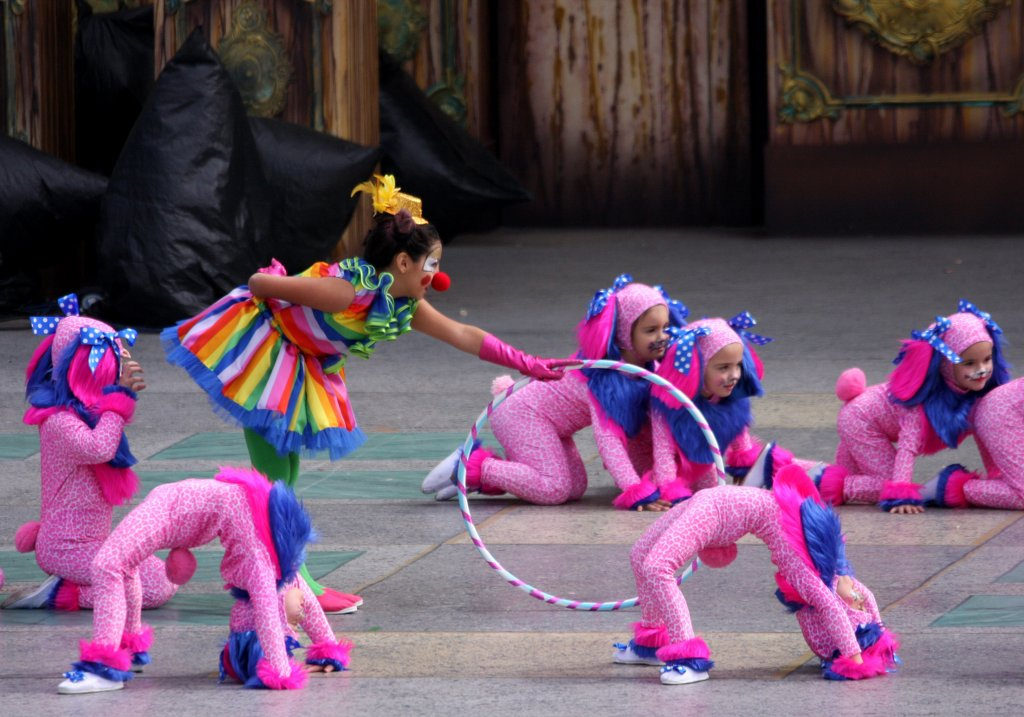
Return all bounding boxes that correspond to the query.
[667,325,712,374]
[585,273,634,320]
[79,327,138,373]
[958,299,1002,336]
[911,316,961,364]
[29,293,80,336]
[727,311,773,346]
[654,285,689,324]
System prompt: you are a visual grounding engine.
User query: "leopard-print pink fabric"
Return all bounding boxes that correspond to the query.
[962,379,1024,508]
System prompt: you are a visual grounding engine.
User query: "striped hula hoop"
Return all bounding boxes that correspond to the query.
[455,359,728,611]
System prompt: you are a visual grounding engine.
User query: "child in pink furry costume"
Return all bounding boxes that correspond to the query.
[58,467,343,694]
[422,274,686,510]
[925,377,1024,510]
[219,576,352,686]
[648,314,838,504]
[9,296,176,611]
[615,464,899,684]
[827,300,1008,514]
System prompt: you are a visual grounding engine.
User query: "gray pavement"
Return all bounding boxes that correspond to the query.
[2,229,1024,715]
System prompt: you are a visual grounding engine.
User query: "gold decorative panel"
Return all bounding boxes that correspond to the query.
[832,0,1011,64]
[217,1,292,118]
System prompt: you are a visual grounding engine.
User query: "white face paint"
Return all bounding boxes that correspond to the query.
[422,255,440,273]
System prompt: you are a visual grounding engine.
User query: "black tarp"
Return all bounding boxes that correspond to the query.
[378,54,530,239]
[97,28,272,326]
[249,117,380,271]
[74,0,155,177]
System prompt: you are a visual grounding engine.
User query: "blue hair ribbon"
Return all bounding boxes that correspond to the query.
[667,325,712,374]
[79,327,138,373]
[29,293,80,336]
[910,316,961,364]
[727,311,773,346]
[653,285,689,324]
[585,273,633,320]
[958,299,1002,336]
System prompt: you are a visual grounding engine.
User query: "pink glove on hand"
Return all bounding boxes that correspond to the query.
[479,334,565,381]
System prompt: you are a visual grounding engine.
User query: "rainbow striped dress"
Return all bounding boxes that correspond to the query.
[162,258,418,458]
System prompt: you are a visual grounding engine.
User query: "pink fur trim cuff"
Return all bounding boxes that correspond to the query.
[94,464,140,506]
[464,447,495,491]
[658,478,692,504]
[656,636,712,663]
[612,478,659,510]
[96,391,136,422]
[726,442,763,469]
[828,653,886,680]
[54,580,81,611]
[79,640,133,671]
[306,640,353,668]
[631,622,670,649]
[880,481,923,502]
[942,469,975,509]
[255,657,308,690]
[120,625,154,654]
[818,465,847,506]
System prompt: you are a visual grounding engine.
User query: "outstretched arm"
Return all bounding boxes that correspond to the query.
[248,272,355,314]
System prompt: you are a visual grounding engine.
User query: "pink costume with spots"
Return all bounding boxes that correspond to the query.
[649,316,828,503]
[17,306,175,610]
[467,276,681,509]
[936,378,1024,509]
[826,304,1006,510]
[69,469,321,690]
[626,466,899,680]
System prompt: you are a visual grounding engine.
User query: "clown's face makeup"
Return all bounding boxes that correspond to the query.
[628,305,670,364]
[702,342,743,399]
[389,241,443,299]
[953,340,993,392]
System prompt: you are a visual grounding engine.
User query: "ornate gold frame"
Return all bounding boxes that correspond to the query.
[777,0,1024,123]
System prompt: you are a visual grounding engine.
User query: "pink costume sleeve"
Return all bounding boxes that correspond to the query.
[891,408,925,484]
[47,410,126,465]
[589,401,642,490]
[777,554,862,658]
[651,413,678,487]
[297,577,353,670]
[975,437,1001,479]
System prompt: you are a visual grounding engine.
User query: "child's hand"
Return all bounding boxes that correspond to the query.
[303,663,337,674]
[889,503,924,515]
[119,360,146,392]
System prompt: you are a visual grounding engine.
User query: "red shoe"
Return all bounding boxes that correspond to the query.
[316,587,362,614]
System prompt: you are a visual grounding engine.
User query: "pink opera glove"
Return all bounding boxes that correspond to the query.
[478,334,564,381]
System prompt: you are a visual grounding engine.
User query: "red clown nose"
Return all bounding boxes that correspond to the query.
[431,271,451,292]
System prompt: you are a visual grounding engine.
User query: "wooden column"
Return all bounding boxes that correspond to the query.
[2,0,75,160]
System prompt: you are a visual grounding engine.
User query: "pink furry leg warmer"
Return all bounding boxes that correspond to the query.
[818,465,847,506]
[824,652,887,680]
[466,447,505,495]
[933,465,975,509]
[121,625,154,666]
[52,579,81,611]
[656,637,714,672]
[73,639,135,682]
[626,622,670,661]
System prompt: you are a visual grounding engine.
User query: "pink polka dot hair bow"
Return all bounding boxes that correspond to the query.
[79,327,138,373]
[958,299,1002,335]
[29,293,80,335]
[585,273,633,320]
[727,311,773,346]
[910,316,960,364]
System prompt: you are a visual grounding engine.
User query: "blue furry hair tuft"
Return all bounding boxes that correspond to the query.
[579,342,652,438]
[268,481,315,588]
[893,332,1010,448]
[653,391,752,465]
[774,588,803,613]
[855,622,884,651]
[731,344,764,400]
[799,497,851,586]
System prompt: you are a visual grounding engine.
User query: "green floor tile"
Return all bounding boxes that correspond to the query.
[931,595,1024,627]
[149,430,496,462]
[297,471,432,499]
[0,551,48,582]
[0,433,40,459]
[996,560,1024,583]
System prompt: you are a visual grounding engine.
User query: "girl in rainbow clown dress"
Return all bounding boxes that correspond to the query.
[613,464,900,684]
[421,274,687,510]
[922,375,1024,510]
[57,467,351,694]
[825,300,1008,514]
[647,313,843,504]
[162,175,564,612]
[4,295,177,611]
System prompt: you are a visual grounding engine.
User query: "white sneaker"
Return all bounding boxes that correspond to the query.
[57,670,125,694]
[660,665,710,685]
[741,443,774,489]
[422,447,462,494]
[612,642,664,666]
[2,574,60,609]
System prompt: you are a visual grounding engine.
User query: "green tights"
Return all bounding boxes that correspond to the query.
[244,429,324,595]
